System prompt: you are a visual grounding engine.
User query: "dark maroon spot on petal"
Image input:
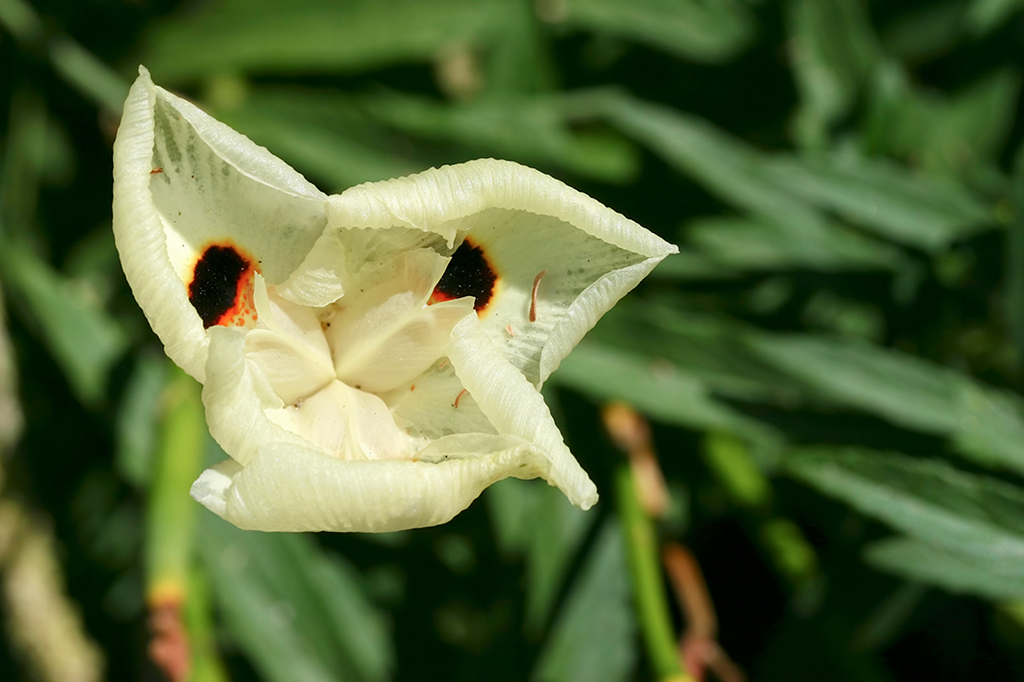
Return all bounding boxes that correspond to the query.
[188,244,257,328]
[430,238,497,312]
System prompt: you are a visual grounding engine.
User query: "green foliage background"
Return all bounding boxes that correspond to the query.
[2,0,1024,680]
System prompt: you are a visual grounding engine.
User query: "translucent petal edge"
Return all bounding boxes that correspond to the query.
[539,256,667,383]
[191,438,546,532]
[202,326,317,466]
[112,66,209,380]
[326,159,680,259]
[150,74,326,201]
[448,314,599,510]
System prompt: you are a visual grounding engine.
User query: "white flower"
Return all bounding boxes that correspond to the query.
[112,66,677,532]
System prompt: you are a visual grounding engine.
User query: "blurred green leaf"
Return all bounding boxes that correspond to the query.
[215,86,422,191]
[880,1,968,62]
[575,90,921,267]
[644,250,742,280]
[686,214,906,272]
[143,0,500,81]
[801,290,885,341]
[578,90,822,221]
[592,298,802,404]
[483,0,557,95]
[0,0,43,42]
[863,63,1020,179]
[186,566,231,682]
[532,519,636,682]
[201,514,393,682]
[0,242,127,405]
[1,88,48,242]
[966,0,1024,32]
[553,341,774,439]
[114,350,168,489]
[705,432,772,508]
[760,517,820,584]
[851,582,928,651]
[786,448,1024,567]
[524,486,593,632]
[551,0,754,63]
[47,37,128,114]
[362,91,639,183]
[748,334,1024,475]
[486,478,595,633]
[1006,144,1024,369]
[865,536,1024,601]
[763,152,993,251]
[787,0,880,149]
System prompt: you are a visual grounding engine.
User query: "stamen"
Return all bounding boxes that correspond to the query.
[453,388,468,408]
[530,270,546,322]
[506,324,515,337]
[150,167,164,174]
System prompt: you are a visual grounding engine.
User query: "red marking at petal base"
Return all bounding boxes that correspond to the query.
[187,243,259,328]
[430,238,498,312]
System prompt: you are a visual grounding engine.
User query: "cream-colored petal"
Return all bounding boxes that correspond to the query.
[113,67,208,379]
[274,228,347,308]
[337,225,448,285]
[335,298,474,394]
[447,314,598,510]
[326,159,677,386]
[380,359,497,444]
[150,89,327,286]
[327,248,473,393]
[264,380,415,461]
[244,329,335,405]
[245,275,335,404]
[446,209,666,386]
[113,66,330,380]
[202,326,316,465]
[327,159,673,259]
[190,434,547,532]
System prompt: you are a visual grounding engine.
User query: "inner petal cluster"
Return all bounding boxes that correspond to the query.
[213,238,477,464]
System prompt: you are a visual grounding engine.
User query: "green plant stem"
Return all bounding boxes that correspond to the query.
[145,363,206,604]
[615,465,694,682]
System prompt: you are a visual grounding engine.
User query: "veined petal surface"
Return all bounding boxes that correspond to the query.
[112,66,328,380]
[328,160,677,386]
